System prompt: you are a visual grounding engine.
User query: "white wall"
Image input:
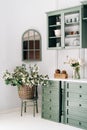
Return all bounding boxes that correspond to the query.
[0,0,57,111]
[57,0,82,9]
[0,0,87,111]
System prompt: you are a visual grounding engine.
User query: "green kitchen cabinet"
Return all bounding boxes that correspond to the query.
[46,4,87,49]
[42,79,87,129]
[41,80,62,122]
[64,82,87,129]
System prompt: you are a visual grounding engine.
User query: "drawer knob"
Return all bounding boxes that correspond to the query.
[49,91,51,93]
[49,107,51,110]
[50,99,51,102]
[79,86,82,88]
[79,104,82,107]
[79,95,82,97]
[50,115,51,118]
[79,122,82,125]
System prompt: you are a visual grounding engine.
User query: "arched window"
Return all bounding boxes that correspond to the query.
[22,29,41,61]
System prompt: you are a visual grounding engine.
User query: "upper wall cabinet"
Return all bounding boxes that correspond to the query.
[46,4,87,49]
[22,29,41,61]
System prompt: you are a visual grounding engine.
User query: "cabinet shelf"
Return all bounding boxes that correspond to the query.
[65,34,80,38]
[83,17,87,21]
[49,36,61,39]
[49,24,61,27]
[65,45,80,49]
[65,21,79,26]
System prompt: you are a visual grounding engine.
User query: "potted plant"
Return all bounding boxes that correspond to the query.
[3,64,49,99]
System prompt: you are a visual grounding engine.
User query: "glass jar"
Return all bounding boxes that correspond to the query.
[72,67,80,79]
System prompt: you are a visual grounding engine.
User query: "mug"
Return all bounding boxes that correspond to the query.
[54,29,61,37]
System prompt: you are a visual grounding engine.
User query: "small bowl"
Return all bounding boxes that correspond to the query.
[54,29,61,37]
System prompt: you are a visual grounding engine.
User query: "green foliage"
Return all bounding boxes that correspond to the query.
[3,64,49,87]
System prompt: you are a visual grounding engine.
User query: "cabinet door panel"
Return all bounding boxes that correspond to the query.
[49,80,60,87]
[42,88,59,95]
[66,100,87,108]
[66,107,87,119]
[42,95,59,104]
[42,112,59,122]
[42,104,59,114]
[42,80,61,123]
[66,83,87,94]
[65,82,87,129]
[66,92,87,101]
[66,118,87,129]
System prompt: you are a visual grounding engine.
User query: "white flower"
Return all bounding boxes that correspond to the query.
[64,56,84,68]
[3,64,49,87]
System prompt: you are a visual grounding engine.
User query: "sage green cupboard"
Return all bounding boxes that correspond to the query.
[41,80,62,122]
[64,82,87,129]
[42,80,87,129]
[46,4,87,49]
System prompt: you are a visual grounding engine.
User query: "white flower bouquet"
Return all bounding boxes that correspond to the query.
[3,64,49,87]
[64,56,84,79]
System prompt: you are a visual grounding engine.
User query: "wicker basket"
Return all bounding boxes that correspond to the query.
[18,86,34,99]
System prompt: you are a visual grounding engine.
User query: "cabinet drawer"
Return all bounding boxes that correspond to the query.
[42,81,60,91]
[42,103,59,114]
[42,88,59,96]
[42,111,59,122]
[42,100,59,108]
[42,93,59,102]
[66,92,87,101]
[66,100,87,109]
[49,80,60,87]
[66,82,87,94]
[66,107,87,120]
[66,118,87,129]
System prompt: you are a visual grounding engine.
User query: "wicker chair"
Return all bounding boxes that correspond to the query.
[20,86,38,117]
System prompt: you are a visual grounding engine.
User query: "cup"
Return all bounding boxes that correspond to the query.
[54,29,61,37]
[56,22,61,25]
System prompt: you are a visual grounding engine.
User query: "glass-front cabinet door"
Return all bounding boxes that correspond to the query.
[64,7,80,49]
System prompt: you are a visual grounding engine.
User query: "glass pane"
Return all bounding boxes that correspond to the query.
[35,40,40,49]
[23,51,28,60]
[35,51,40,60]
[29,31,34,40]
[29,51,34,60]
[23,41,28,49]
[29,40,34,49]
[23,32,28,41]
[35,31,40,40]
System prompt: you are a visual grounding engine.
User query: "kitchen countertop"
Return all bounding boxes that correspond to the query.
[49,78,87,83]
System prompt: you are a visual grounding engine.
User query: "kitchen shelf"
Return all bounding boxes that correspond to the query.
[65,34,80,38]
